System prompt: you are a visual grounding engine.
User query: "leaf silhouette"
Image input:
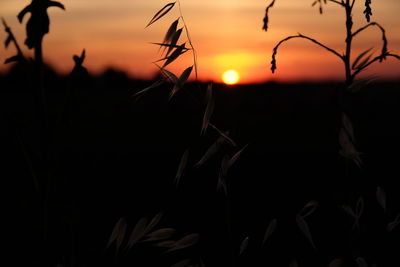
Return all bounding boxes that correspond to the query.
[342,205,357,218]
[167,28,183,56]
[170,65,193,98]
[209,124,237,147]
[347,77,375,93]
[5,35,12,48]
[217,155,230,194]
[356,197,364,218]
[289,259,299,267]
[262,0,276,31]
[298,201,319,219]
[155,240,175,248]
[146,2,176,27]
[163,19,179,45]
[159,67,179,84]
[171,259,192,267]
[201,83,215,135]
[18,0,65,49]
[356,257,368,267]
[127,217,148,249]
[174,149,189,187]
[296,215,317,250]
[163,43,187,68]
[327,258,343,267]
[376,186,387,212]
[132,79,165,98]
[165,233,200,253]
[195,134,226,167]
[227,144,249,171]
[352,48,373,70]
[107,217,127,253]
[263,218,277,245]
[239,236,249,255]
[387,214,400,232]
[4,55,20,64]
[144,228,176,242]
[146,212,164,233]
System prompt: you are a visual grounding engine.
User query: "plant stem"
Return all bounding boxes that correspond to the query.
[344,1,354,86]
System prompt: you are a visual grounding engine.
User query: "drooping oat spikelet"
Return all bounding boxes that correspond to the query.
[201,83,215,135]
[363,0,373,22]
[127,217,148,249]
[262,0,276,31]
[144,228,176,242]
[376,186,387,212]
[262,218,277,245]
[174,149,190,187]
[239,236,249,255]
[387,214,400,232]
[146,2,176,27]
[165,233,200,253]
[107,217,127,253]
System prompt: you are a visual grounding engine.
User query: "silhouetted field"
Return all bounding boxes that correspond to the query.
[2,65,400,266]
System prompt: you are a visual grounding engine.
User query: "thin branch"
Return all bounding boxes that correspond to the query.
[177,1,198,80]
[271,33,344,73]
[352,22,388,62]
[328,0,346,6]
[351,0,356,9]
[351,53,400,79]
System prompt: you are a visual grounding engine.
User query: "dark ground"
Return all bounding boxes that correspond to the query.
[2,65,400,267]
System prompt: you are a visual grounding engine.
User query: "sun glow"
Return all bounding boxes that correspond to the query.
[222,70,240,85]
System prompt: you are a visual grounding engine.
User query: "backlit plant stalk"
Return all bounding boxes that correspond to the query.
[263,0,400,167]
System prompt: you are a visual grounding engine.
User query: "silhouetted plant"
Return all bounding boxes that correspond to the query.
[263,0,400,167]
[2,18,26,64]
[135,1,246,196]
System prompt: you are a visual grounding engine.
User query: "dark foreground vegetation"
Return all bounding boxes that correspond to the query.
[2,64,400,266]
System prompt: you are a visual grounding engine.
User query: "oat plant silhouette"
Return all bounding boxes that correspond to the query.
[263,0,400,167]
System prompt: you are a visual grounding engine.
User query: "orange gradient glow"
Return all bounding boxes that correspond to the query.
[0,0,399,83]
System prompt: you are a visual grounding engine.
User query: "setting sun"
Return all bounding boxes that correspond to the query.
[222,70,240,85]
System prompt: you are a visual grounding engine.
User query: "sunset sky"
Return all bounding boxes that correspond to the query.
[1,0,399,83]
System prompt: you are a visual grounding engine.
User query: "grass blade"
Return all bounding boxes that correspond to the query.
[146,212,164,233]
[165,233,200,253]
[163,43,186,68]
[298,201,318,219]
[356,257,368,267]
[352,47,373,70]
[209,123,237,147]
[174,149,189,187]
[170,66,193,99]
[239,236,249,255]
[327,258,343,267]
[144,228,176,242]
[127,217,148,249]
[146,2,176,27]
[227,144,249,170]
[163,19,179,44]
[167,28,183,56]
[132,79,165,99]
[387,214,400,232]
[376,186,387,212]
[107,217,127,253]
[195,135,225,167]
[263,218,277,245]
[296,215,316,250]
[171,259,192,267]
[201,83,215,135]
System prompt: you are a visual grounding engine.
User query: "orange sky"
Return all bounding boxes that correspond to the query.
[1,0,399,83]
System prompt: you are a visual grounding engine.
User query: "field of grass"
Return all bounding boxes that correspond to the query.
[2,0,400,266]
[2,65,400,266]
